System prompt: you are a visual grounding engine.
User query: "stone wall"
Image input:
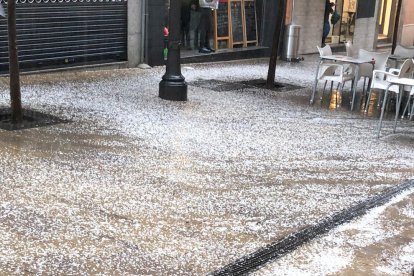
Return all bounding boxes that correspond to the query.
[352,0,381,51]
[401,0,414,46]
[128,0,144,67]
[291,0,325,54]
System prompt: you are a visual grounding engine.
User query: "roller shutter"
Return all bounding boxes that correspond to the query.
[0,0,128,72]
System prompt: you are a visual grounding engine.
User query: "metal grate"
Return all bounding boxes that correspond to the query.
[190,79,249,92]
[190,79,304,92]
[0,0,128,72]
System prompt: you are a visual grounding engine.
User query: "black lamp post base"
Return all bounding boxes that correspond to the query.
[159,80,188,101]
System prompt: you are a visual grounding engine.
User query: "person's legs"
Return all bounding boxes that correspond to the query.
[193,28,199,49]
[322,22,330,45]
[204,8,212,49]
[190,10,200,50]
[184,23,191,49]
[198,8,210,53]
[181,22,186,46]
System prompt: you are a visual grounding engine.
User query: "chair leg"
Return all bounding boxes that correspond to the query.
[377,90,382,107]
[338,83,344,108]
[410,97,414,120]
[401,94,411,119]
[320,80,328,101]
[362,77,367,95]
[393,88,403,133]
[367,78,372,91]
[377,87,390,138]
[350,80,356,111]
[311,79,319,105]
[365,88,373,113]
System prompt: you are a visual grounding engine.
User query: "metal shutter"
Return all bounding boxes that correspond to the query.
[0,0,128,72]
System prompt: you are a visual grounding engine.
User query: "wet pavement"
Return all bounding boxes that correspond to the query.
[0,56,413,275]
[254,190,414,276]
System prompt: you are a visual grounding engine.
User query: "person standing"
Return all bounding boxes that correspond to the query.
[198,0,219,53]
[190,0,201,50]
[181,0,192,50]
[322,0,335,46]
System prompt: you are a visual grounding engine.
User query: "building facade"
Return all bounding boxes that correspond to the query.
[146,0,281,66]
[0,0,146,73]
[400,0,414,46]
[289,0,410,54]
[1,0,411,73]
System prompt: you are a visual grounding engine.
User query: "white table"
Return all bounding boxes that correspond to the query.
[311,55,374,111]
[377,77,414,138]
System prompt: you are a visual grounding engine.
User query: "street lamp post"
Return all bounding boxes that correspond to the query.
[159,0,187,101]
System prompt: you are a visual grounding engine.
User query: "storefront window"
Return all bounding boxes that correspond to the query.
[213,0,258,49]
[327,0,357,44]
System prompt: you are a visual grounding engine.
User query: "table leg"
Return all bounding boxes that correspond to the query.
[351,65,359,111]
[310,60,322,104]
[410,97,414,120]
[377,84,390,138]
[393,86,404,133]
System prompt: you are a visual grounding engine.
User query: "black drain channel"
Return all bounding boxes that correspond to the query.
[211,179,414,276]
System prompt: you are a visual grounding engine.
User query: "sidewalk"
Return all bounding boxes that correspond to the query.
[0,57,413,275]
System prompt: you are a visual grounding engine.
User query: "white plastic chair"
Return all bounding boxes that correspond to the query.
[366,59,414,137]
[312,45,355,104]
[402,86,414,120]
[377,76,414,137]
[365,59,414,113]
[394,45,414,58]
[388,45,414,68]
[357,49,390,94]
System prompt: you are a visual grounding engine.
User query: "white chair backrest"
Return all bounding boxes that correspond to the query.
[317,45,332,57]
[394,45,414,58]
[345,41,357,58]
[358,49,390,71]
[397,59,414,78]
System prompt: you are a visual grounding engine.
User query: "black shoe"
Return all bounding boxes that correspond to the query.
[199,47,211,54]
[206,47,216,53]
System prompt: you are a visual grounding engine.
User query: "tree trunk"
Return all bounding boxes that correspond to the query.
[266,0,286,88]
[7,0,23,124]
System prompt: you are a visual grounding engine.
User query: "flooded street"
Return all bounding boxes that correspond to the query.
[0,57,413,274]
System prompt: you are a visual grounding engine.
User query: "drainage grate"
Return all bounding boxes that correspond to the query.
[241,79,304,92]
[190,80,248,92]
[211,179,414,276]
[0,108,69,131]
[190,79,304,93]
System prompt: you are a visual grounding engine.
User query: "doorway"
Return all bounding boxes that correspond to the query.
[377,0,398,45]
